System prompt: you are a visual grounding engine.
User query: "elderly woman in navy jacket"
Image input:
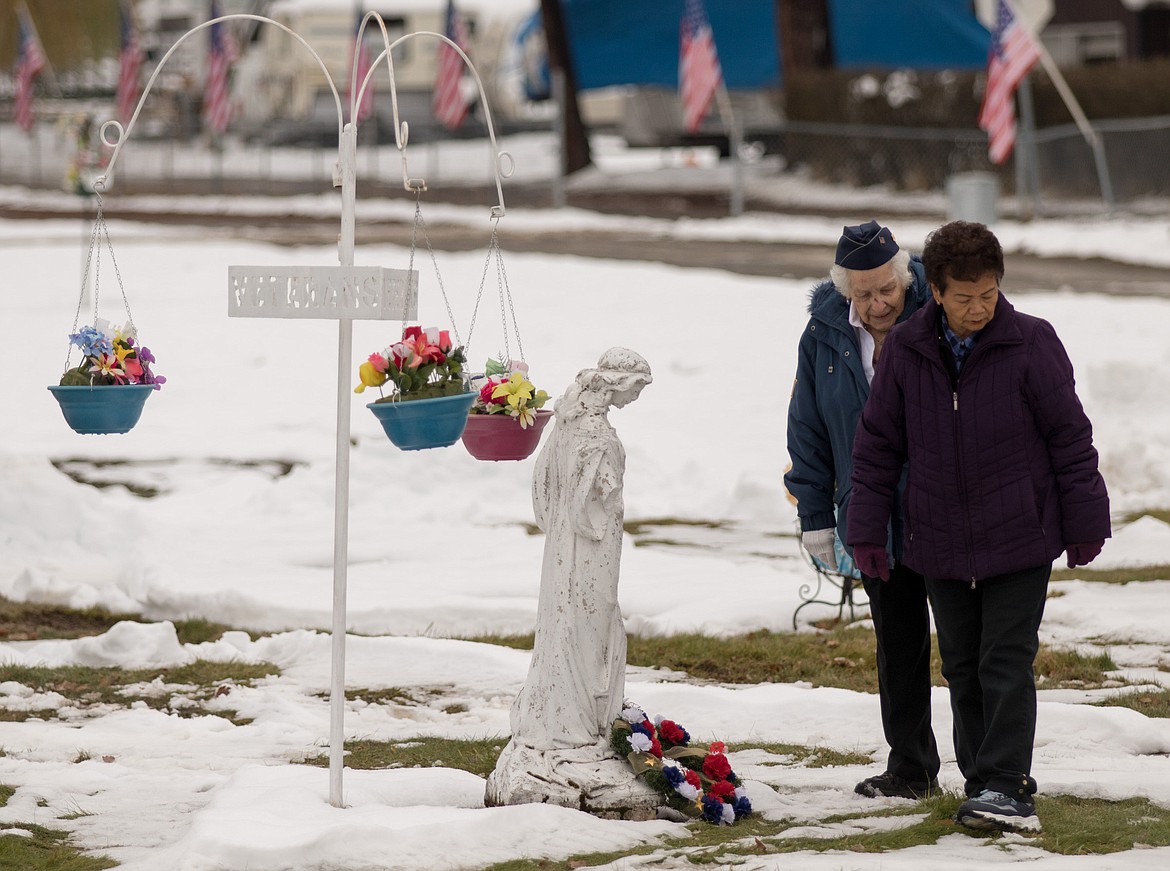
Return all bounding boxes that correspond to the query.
[847,221,1110,834]
[785,221,939,801]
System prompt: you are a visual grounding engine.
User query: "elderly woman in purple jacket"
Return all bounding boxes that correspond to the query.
[847,221,1110,835]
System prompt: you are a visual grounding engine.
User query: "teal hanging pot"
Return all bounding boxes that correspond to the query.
[367,391,476,451]
[48,384,154,435]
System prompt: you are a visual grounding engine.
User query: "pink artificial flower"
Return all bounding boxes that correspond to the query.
[438,330,452,351]
[479,378,506,405]
[368,353,389,373]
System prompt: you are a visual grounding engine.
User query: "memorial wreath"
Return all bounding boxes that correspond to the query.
[611,704,752,825]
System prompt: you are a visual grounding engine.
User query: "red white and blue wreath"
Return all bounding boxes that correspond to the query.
[610,703,752,825]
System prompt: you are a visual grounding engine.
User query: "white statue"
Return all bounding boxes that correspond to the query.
[486,348,658,816]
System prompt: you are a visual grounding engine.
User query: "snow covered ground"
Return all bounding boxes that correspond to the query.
[2,161,1170,869]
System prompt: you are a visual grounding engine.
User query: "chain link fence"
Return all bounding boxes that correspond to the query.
[2,111,1168,210]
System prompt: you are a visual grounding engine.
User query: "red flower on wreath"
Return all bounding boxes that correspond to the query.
[708,780,737,802]
[658,719,687,745]
[684,769,702,789]
[703,752,732,782]
[648,735,663,758]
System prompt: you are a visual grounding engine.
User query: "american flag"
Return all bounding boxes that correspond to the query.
[202,2,237,135]
[349,10,374,124]
[679,0,722,133]
[13,13,45,133]
[433,0,471,131]
[978,0,1041,164]
[116,2,143,124]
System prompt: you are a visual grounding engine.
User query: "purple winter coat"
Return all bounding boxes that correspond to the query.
[847,294,1110,583]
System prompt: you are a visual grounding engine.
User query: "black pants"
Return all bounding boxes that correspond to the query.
[925,564,1050,801]
[861,563,940,784]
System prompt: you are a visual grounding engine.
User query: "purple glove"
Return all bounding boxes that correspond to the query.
[853,543,890,581]
[1066,541,1104,568]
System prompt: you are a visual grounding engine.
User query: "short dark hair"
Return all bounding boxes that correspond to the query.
[922,221,1004,293]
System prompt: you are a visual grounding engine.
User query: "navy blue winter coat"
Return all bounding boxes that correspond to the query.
[847,294,1111,582]
[784,256,929,559]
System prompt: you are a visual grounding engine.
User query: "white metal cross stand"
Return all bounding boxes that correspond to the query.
[92,11,512,809]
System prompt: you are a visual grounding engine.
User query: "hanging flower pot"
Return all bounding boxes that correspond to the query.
[462,359,553,462]
[51,320,166,435]
[367,391,476,450]
[48,383,156,435]
[462,409,553,461]
[52,199,165,436]
[355,325,475,451]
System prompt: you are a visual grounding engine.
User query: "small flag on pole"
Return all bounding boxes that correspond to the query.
[202,1,237,135]
[679,0,723,134]
[13,12,46,133]
[116,2,144,124]
[978,0,1041,164]
[349,10,374,123]
[433,0,471,131]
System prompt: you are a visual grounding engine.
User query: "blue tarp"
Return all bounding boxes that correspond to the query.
[828,0,990,70]
[559,0,991,91]
[561,0,780,90]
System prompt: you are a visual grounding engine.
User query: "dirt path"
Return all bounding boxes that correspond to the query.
[6,184,1168,297]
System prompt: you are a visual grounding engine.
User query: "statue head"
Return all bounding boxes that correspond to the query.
[555,347,652,418]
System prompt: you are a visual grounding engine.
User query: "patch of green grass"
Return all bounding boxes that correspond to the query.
[740,742,873,768]
[485,793,1170,869]
[623,517,728,538]
[303,737,506,778]
[1094,688,1170,718]
[0,660,279,722]
[1051,565,1170,583]
[0,821,116,870]
[0,594,242,645]
[1034,646,1117,686]
[0,784,13,806]
[1121,509,1170,525]
[340,687,431,706]
[1037,795,1170,854]
[462,630,1119,693]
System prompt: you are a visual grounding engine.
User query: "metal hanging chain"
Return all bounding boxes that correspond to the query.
[407,190,463,348]
[492,221,525,366]
[65,193,136,372]
[464,217,525,368]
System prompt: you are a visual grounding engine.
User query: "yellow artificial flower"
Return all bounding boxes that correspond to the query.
[354,360,388,393]
[491,372,534,410]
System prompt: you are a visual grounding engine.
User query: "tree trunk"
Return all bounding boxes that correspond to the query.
[777,0,833,73]
[540,0,592,174]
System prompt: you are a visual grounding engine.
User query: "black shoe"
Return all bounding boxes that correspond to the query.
[955,790,1040,833]
[855,771,939,799]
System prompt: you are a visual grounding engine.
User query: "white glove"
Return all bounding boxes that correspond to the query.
[802,528,838,568]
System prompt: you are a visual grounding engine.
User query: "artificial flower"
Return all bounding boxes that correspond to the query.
[60,321,163,390]
[612,704,750,825]
[702,751,732,782]
[470,358,550,425]
[657,719,690,746]
[354,360,388,393]
[355,325,467,403]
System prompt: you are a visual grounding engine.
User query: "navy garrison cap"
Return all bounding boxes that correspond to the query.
[834,221,899,270]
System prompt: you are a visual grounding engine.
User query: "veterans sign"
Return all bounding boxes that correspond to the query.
[228,265,418,320]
